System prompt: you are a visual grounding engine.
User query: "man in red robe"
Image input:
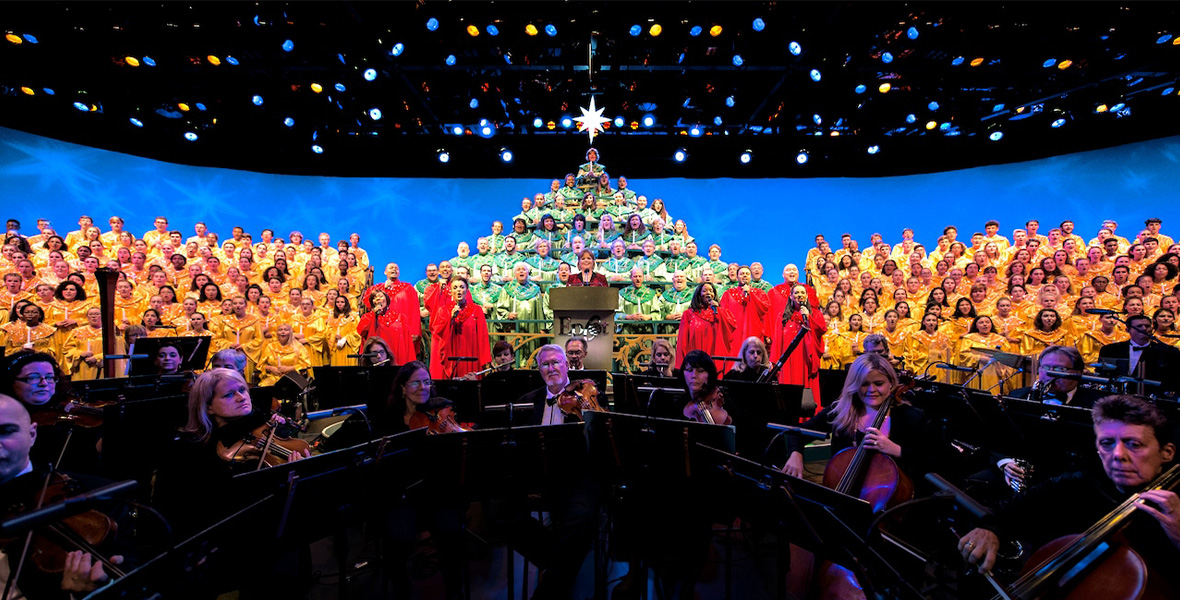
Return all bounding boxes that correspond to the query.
[719,265,770,353]
[365,262,422,346]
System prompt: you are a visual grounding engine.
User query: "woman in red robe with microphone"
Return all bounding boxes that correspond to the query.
[720,265,770,353]
[357,289,416,365]
[675,282,737,374]
[766,284,827,409]
[430,278,491,379]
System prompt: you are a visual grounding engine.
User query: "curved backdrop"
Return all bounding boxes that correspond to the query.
[2,125,1178,280]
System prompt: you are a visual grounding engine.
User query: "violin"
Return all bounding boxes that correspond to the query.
[992,464,1180,600]
[30,398,115,429]
[407,403,467,435]
[685,386,729,425]
[1,471,124,579]
[215,412,312,470]
[556,379,603,420]
[821,389,914,513]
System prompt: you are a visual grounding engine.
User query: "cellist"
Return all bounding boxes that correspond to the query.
[959,395,1180,585]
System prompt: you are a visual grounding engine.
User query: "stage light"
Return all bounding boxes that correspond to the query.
[526,24,538,36]
[789,41,802,56]
[732,54,744,67]
[810,69,822,82]
[642,115,655,127]
[714,116,723,126]
[689,25,702,37]
[855,84,867,94]
[178,103,190,112]
[881,52,893,64]
[993,103,1005,112]
[989,130,1003,141]
[545,24,557,36]
[1057,59,1072,70]
[1042,58,1056,68]
[437,149,450,163]
[445,55,456,66]
[207,55,221,66]
[868,145,880,154]
[282,39,294,52]
[1110,103,1125,111]
[452,125,463,135]
[6,34,22,44]
[332,83,345,93]
[426,18,439,31]
[72,102,88,111]
[226,56,239,66]
[812,114,822,125]
[42,88,54,95]
[906,114,917,124]
[125,56,140,67]
[470,98,480,109]
[1051,118,1066,128]
[907,26,919,40]
[185,132,199,142]
[284,117,295,127]
[467,25,479,37]
[364,68,377,81]
[925,120,937,130]
[500,148,513,162]
[22,34,38,44]
[951,56,964,66]
[391,43,404,56]
[614,116,625,127]
[311,82,323,93]
[480,125,493,137]
[252,95,263,106]
[369,108,382,120]
[130,117,143,127]
[709,25,722,37]
[879,83,891,93]
[928,101,939,111]
[142,56,156,66]
[740,150,752,163]
[795,151,809,164]
[311,144,324,154]
[1157,34,1173,44]
[689,125,702,137]
[725,96,735,107]
[549,121,558,130]
[1096,104,1108,113]
[970,57,984,67]
[752,18,765,32]
[674,148,687,162]
[559,117,572,129]
[939,122,951,131]
[650,24,662,37]
[533,117,544,128]
[630,25,642,37]
[486,25,499,36]
[1164,87,1176,96]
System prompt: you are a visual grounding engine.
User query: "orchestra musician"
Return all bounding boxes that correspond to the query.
[724,336,771,382]
[640,338,675,378]
[958,395,1180,591]
[1098,314,1180,396]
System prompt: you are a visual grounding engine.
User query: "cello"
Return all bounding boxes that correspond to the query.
[821,388,915,513]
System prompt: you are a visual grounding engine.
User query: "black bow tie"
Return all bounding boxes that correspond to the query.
[1132,344,1151,351]
[546,395,558,407]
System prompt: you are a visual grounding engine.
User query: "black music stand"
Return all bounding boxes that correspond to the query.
[611,372,680,416]
[70,375,187,404]
[127,336,210,375]
[100,394,189,485]
[720,380,805,458]
[430,379,482,423]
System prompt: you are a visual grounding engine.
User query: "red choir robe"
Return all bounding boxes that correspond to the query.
[429,295,491,379]
[766,305,827,411]
[357,309,416,366]
[365,281,421,338]
[675,306,737,375]
[720,285,770,353]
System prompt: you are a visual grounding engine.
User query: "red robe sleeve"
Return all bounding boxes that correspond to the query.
[357,312,375,341]
[390,283,421,337]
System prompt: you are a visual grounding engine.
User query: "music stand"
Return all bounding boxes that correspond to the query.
[70,375,188,404]
[127,336,210,375]
[720,380,805,457]
[611,372,679,416]
[100,394,189,485]
[310,364,399,412]
[430,378,482,424]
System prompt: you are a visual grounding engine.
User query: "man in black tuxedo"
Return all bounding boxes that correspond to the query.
[519,343,580,426]
[1099,314,1180,397]
[1010,345,1107,408]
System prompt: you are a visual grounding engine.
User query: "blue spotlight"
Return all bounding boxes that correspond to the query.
[480,125,493,137]
[951,56,965,66]
[855,84,867,94]
[1042,58,1057,68]
[1164,87,1176,96]
[369,108,382,120]
[284,117,295,127]
[184,132,199,142]
[545,24,557,36]
[713,116,723,126]
[1051,118,1066,128]
[561,117,573,128]
[445,55,456,66]
[630,25,643,37]
[725,96,735,108]
[42,88,54,95]
[438,150,450,163]
[673,149,687,162]
[795,151,809,164]
[939,122,951,131]
[752,18,765,32]
[195,103,206,111]
[533,117,544,128]
[732,54,744,67]
[928,101,939,111]
[615,116,625,127]
[334,83,346,92]
[989,131,1004,141]
[867,145,880,154]
[470,98,479,109]
[689,125,702,137]
[993,103,1006,112]
[906,114,917,123]
[226,56,239,66]
[252,95,264,106]
[1157,34,1173,44]
[689,25,702,37]
[22,34,38,44]
[282,39,294,52]
[364,68,377,81]
[810,69,822,82]
[1110,103,1125,111]
[642,115,655,127]
[391,43,404,56]
[311,144,324,154]
[426,18,439,31]
[789,41,802,56]
[486,25,499,36]
[907,26,919,40]
[73,102,88,111]
[500,148,513,162]
[739,150,752,164]
[881,52,893,63]
[142,56,156,67]
[129,117,143,127]
[452,125,464,135]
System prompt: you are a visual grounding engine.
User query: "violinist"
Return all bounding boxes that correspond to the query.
[154,341,184,375]
[959,395,1180,588]
[209,347,248,377]
[663,349,731,425]
[0,351,99,472]
[723,336,771,382]
[0,395,121,598]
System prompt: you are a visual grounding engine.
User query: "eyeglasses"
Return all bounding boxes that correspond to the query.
[539,360,567,370]
[15,374,57,384]
[405,380,433,390]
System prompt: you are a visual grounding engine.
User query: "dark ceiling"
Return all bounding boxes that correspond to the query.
[2,2,1179,178]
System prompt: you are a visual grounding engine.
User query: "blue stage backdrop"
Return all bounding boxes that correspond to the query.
[2,125,1178,280]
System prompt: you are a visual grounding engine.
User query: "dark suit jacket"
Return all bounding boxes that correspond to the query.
[1009,385,1106,409]
[517,386,582,426]
[1098,341,1180,395]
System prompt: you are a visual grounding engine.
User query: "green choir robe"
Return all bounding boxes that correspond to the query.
[618,285,661,320]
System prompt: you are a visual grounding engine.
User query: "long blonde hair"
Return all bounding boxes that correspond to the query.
[829,353,897,436]
[733,336,769,372]
[183,368,249,444]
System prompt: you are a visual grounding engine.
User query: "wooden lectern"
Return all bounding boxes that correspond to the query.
[548,287,617,371]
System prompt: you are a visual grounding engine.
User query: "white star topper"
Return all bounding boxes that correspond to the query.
[574,97,610,143]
